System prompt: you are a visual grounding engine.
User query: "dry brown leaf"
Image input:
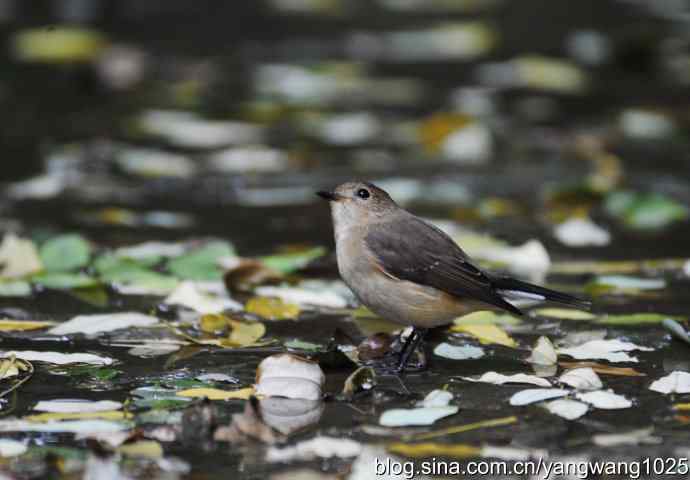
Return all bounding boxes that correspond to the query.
[559,361,645,377]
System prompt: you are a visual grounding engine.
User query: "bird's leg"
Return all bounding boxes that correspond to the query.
[397,328,428,373]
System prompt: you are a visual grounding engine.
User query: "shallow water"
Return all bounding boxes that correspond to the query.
[1,1,690,479]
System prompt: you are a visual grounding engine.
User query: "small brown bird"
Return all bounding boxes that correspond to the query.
[317,181,589,372]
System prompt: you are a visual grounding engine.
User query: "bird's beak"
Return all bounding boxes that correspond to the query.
[316,190,342,202]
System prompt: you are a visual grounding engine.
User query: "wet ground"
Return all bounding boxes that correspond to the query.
[1,1,690,478]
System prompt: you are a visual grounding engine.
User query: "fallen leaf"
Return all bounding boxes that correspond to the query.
[597,313,676,325]
[25,411,127,422]
[285,339,323,351]
[532,308,596,321]
[245,296,300,320]
[255,354,324,400]
[575,390,632,409]
[214,396,283,444]
[388,442,480,459]
[604,190,688,230]
[260,397,324,436]
[0,419,128,433]
[117,440,164,458]
[266,436,362,463]
[176,387,255,400]
[167,241,235,280]
[587,275,666,294]
[165,281,241,314]
[0,280,32,297]
[0,319,55,331]
[592,427,660,446]
[649,371,690,394]
[558,368,603,391]
[404,416,517,441]
[433,343,485,360]
[224,319,266,347]
[544,399,588,420]
[558,339,652,363]
[451,324,517,348]
[259,247,326,274]
[0,234,42,278]
[559,361,645,377]
[0,439,27,457]
[12,26,106,63]
[223,259,283,292]
[30,272,99,290]
[255,286,347,309]
[509,388,569,406]
[421,390,453,408]
[34,399,122,413]
[462,372,551,387]
[554,217,610,247]
[49,312,159,336]
[0,350,113,365]
[526,336,557,365]
[453,310,521,326]
[379,406,459,427]
[40,234,91,271]
[662,318,690,346]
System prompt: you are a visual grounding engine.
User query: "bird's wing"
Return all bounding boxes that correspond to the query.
[364,215,522,315]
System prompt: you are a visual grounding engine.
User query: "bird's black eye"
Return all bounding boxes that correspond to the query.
[356,188,370,199]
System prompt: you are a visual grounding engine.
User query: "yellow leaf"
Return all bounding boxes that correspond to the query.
[176,387,255,400]
[245,297,300,320]
[453,310,521,326]
[404,416,517,441]
[25,410,128,422]
[199,314,228,333]
[223,319,266,347]
[532,308,596,321]
[117,440,163,459]
[0,319,56,331]
[450,324,516,348]
[419,113,472,152]
[388,442,480,459]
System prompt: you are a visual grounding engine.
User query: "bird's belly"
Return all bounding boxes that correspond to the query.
[340,255,472,328]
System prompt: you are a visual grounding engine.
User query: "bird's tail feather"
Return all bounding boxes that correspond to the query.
[493,276,591,309]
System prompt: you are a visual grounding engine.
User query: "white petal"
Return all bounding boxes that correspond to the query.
[379,406,459,427]
[559,368,603,391]
[649,371,690,394]
[576,390,632,409]
[464,372,551,387]
[433,343,484,360]
[0,350,113,365]
[509,389,569,406]
[544,399,589,420]
[526,336,557,366]
[34,400,122,413]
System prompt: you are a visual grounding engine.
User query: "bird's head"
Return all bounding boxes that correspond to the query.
[317,181,397,227]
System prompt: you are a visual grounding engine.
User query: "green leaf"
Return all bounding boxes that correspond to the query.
[167,241,234,280]
[69,286,109,307]
[532,308,596,321]
[40,234,91,271]
[31,272,98,290]
[0,280,32,297]
[260,246,326,274]
[284,339,323,351]
[605,190,688,230]
[596,313,678,325]
[95,254,178,294]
